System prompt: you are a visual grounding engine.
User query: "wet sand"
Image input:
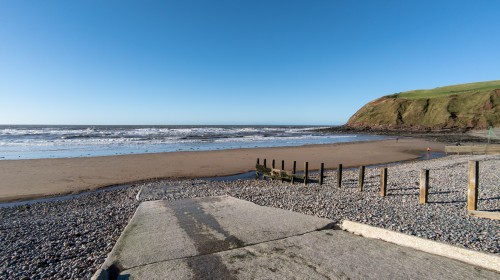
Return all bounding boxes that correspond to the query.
[0,138,444,202]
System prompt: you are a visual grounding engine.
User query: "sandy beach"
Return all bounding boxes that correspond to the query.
[0,138,444,202]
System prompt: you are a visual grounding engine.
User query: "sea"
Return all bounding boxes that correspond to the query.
[0,125,389,160]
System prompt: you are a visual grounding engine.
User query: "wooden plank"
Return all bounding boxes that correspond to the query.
[319,163,324,185]
[304,162,308,186]
[256,164,271,176]
[445,145,500,155]
[468,161,479,211]
[380,168,387,197]
[255,158,260,180]
[468,210,500,221]
[359,166,365,192]
[281,160,285,182]
[419,169,429,204]
[337,164,342,188]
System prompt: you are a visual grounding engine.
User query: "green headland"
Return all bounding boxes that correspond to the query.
[347,80,500,131]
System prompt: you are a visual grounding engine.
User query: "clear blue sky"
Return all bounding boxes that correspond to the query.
[1,0,499,125]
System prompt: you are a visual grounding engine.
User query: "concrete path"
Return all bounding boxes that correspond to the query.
[94,196,499,279]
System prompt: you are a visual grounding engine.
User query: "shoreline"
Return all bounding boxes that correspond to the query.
[0,151,447,208]
[0,138,445,203]
[1,155,498,279]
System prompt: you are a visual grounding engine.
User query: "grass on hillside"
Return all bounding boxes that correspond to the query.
[388,80,500,99]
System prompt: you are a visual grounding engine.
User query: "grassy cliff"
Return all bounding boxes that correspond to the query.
[346,80,500,131]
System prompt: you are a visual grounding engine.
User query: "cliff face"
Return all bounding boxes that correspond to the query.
[346,86,500,131]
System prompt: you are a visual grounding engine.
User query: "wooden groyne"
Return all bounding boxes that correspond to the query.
[254,158,499,220]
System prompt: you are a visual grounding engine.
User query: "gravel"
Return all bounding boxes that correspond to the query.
[0,186,139,279]
[0,154,498,279]
[139,154,500,255]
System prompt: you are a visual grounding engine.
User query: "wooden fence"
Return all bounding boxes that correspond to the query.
[445,145,500,155]
[254,158,498,220]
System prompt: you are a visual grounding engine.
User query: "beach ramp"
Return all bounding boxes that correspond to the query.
[92,196,499,279]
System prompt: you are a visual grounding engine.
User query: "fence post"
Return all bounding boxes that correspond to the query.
[468,161,479,211]
[419,169,429,204]
[380,167,387,197]
[256,158,260,180]
[263,159,267,168]
[281,160,285,182]
[337,164,343,188]
[272,159,275,169]
[292,161,296,184]
[319,163,324,185]
[359,166,365,191]
[304,162,309,186]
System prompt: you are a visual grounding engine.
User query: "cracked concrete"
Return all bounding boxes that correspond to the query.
[93,196,500,279]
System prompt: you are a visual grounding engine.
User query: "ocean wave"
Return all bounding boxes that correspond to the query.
[0,125,383,159]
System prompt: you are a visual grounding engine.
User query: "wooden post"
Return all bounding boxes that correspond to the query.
[263,159,267,168]
[255,158,260,180]
[281,160,285,182]
[380,167,387,197]
[337,164,342,188]
[304,162,309,186]
[419,169,429,204]
[292,161,296,184]
[272,159,275,169]
[319,163,324,185]
[359,166,365,191]
[468,161,479,211]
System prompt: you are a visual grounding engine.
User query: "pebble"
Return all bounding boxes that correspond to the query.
[0,186,139,279]
[139,154,500,256]
[0,154,498,279]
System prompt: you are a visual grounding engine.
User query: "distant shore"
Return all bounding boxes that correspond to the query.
[0,138,445,203]
[316,126,500,144]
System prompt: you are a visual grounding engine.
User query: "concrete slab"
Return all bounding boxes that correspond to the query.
[341,220,500,272]
[121,230,499,280]
[100,196,334,273]
[95,196,500,279]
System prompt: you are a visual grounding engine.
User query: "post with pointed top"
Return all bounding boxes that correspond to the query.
[419,169,429,204]
[380,167,387,197]
[292,161,297,184]
[255,158,260,180]
[468,161,479,211]
[359,166,365,191]
[319,163,324,185]
[304,162,309,186]
[337,164,343,188]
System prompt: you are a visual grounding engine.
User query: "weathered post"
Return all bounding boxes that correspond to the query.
[380,167,387,197]
[272,159,275,169]
[281,160,285,182]
[304,162,309,186]
[419,169,429,204]
[359,166,365,191]
[468,161,479,211]
[292,161,297,184]
[256,158,260,180]
[263,159,267,168]
[319,163,324,185]
[337,164,343,188]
